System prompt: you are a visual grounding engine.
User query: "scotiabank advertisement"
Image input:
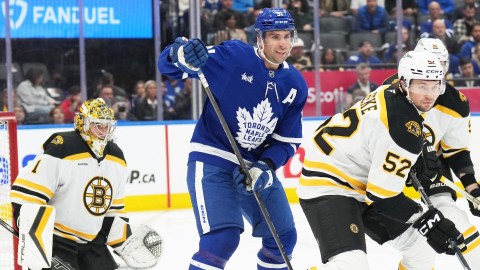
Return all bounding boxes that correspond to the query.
[303,69,480,116]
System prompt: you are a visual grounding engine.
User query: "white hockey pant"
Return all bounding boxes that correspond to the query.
[314,250,369,270]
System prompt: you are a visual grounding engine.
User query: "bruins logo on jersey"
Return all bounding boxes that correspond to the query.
[50,135,64,145]
[459,92,468,102]
[350,224,359,234]
[423,124,435,145]
[83,177,112,216]
[405,121,422,137]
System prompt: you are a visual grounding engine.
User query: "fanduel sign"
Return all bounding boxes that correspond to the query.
[0,0,152,38]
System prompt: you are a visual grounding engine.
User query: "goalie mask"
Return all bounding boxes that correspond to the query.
[74,98,116,158]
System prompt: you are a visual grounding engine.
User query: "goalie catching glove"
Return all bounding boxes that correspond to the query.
[114,224,163,269]
[412,208,466,255]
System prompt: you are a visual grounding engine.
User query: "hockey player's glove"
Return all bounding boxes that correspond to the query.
[407,150,441,187]
[169,37,208,74]
[412,208,466,255]
[468,187,480,217]
[233,160,274,195]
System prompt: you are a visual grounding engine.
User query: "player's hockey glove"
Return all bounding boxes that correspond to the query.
[407,150,441,187]
[412,208,466,255]
[169,37,208,74]
[233,160,275,195]
[468,187,480,217]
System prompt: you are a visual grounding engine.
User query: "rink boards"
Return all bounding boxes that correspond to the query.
[15,115,480,211]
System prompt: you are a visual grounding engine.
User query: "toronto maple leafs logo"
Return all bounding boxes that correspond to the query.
[236,99,278,150]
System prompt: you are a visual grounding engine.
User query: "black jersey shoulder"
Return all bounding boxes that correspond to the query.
[382,73,399,86]
[105,141,126,162]
[382,88,424,154]
[433,84,470,118]
[42,131,90,158]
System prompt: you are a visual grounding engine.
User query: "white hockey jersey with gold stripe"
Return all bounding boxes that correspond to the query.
[297,85,424,204]
[424,84,470,158]
[11,131,129,244]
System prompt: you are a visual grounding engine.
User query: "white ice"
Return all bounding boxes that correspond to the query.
[121,199,480,270]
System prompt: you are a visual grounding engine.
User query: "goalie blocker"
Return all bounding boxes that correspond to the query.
[18,204,55,269]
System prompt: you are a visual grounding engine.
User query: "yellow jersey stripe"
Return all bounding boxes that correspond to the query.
[10,192,47,205]
[55,222,97,241]
[299,176,366,195]
[107,224,128,246]
[105,155,127,167]
[366,182,399,198]
[54,231,80,242]
[64,152,91,160]
[463,226,477,239]
[14,178,54,198]
[303,159,366,190]
[378,88,389,132]
[112,198,124,205]
[434,105,463,118]
[464,237,480,255]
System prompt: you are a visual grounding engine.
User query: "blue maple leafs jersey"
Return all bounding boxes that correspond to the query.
[158,40,308,170]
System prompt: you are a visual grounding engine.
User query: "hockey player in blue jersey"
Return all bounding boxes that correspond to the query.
[157,7,308,270]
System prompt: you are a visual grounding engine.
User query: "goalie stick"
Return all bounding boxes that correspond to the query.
[197,71,293,270]
[438,176,480,208]
[0,217,76,270]
[409,172,471,270]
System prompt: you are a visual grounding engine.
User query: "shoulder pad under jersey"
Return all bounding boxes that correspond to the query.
[434,84,470,118]
[380,88,424,154]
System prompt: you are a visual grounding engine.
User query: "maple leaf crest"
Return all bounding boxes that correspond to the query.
[235,99,278,150]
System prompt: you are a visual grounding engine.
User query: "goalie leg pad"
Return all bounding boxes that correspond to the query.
[115,224,163,269]
[18,204,55,269]
[189,227,241,269]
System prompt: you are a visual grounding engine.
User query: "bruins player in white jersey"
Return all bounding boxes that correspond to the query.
[10,98,161,270]
[381,38,480,268]
[297,50,466,270]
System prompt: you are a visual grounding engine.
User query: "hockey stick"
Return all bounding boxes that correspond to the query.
[197,71,293,270]
[0,217,76,270]
[438,176,480,208]
[409,172,471,270]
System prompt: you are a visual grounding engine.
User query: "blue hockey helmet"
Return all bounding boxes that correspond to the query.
[254,8,296,36]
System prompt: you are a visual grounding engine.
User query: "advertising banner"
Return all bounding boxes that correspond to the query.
[302,69,396,116]
[302,69,480,116]
[0,0,152,38]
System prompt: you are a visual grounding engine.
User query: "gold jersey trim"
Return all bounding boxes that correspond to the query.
[14,178,54,198]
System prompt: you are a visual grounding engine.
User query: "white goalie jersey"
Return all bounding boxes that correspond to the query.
[297,86,424,204]
[11,131,129,245]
